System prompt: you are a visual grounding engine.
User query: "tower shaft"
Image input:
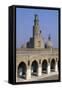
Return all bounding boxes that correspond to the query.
[33,15,44,48]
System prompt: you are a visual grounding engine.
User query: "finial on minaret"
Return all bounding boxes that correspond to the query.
[40,30,42,34]
[34,14,39,25]
[48,34,51,40]
[35,14,39,20]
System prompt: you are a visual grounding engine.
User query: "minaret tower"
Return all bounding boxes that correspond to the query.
[33,14,44,48]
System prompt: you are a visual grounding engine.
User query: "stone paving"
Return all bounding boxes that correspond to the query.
[16,72,59,82]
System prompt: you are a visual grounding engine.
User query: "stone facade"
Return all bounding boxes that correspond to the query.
[16,15,59,82]
[16,48,58,82]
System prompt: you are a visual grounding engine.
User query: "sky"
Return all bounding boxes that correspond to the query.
[16,7,59,48]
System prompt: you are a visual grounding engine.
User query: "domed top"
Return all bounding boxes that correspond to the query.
[46,35,53,48]
[21,43,26,48]
[47,40,52,48]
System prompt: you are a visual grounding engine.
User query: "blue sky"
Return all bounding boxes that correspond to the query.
[16,8,59,48]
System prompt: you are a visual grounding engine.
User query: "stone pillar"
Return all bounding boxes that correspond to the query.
[26,66,31,80]
[55,58,58,73]
[47,59,50,74]
[38,65,42,76]
[38,60,42,76]
[26,60,31,80]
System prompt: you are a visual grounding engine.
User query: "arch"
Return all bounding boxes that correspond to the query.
[18,62,27,79]
[31,60,38,76]
[42,59,48,74]
[50,59,55,72]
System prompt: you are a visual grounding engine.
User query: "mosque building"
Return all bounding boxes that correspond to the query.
[16,15,59,82]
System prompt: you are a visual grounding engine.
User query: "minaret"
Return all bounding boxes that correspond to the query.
[33,14,44,48]
[47,34,52,48]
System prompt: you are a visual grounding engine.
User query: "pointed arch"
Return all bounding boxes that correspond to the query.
[42,59,48,74]
[18,62,27,79]
[31,60,38,76]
